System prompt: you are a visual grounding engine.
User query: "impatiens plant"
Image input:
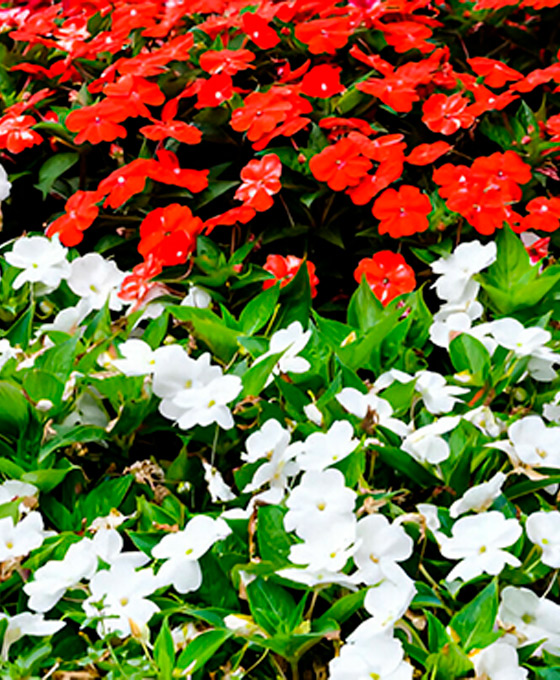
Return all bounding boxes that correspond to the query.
[1,0,560,677]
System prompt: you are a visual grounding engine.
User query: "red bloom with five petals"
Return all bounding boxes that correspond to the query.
[372,185,432,237]
[138,204,203,266]
[234,154,282,212]
[354,251,416,305]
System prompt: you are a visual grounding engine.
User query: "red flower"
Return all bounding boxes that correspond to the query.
[0,114,43,153]
[380,21,434,55]
[309,138,372,191]
[295,17,352,55]
[372,185,432,237]
[65,100,127,145]
[199,49,255,75]
[521,233,550,263]
[242,12,280,50]
[46,190,103,246]
[470,150,532,202]
[354,251,416,305]
[98,159,152,209]
[467,57,523,88]
[149,149,209,193]
[140,99,202,145]
[195,73,234,109]
[522,197,560,232]
[406,141,452,165]
[234,154,282,212]
[230,86,312,149]
[138,204,203,266]
[204,206,256,235]
[300,65,344,99]
[263,255,319,297]
[231,89,292,141]
[118,254,163,304]
[422,93,475,135]
[103,75,165,118]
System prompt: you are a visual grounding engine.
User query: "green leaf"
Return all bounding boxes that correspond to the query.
[449,334,491,385]
[21,466,77,492]
[239,285,280,335]
[80,475,134,523]
[347,276,384,331]
[176,629,231,672]
[317,589,366,627]
[0,381,30,439]
[372,445,441,488]
[35,152,79,198]
[168,306,240,362]
[154,618,175,680]
[257,505,294,568]
[23,370,65,405]
[240,352,282,398]
[247,577,300,635]
[449,580,500,653]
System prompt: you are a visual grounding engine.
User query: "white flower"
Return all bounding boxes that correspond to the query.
[5,236,70,292]
[201,461,236,503]
[152,516,231,594]
[0,512,46,562]
[284,469,356,541]
[336,388,408,436]
[488,318,551,357]
[0,162,12,201]
[254,321,311,382]
[0,612,64,660]
[431,240,497,303]
[109,338,157,376]
[161,374,242,430]
[25,539,99,612]
[91,529,149,569]
[543,391,560,422]
[275,566,356,588]
[352,514,413,586]
[441,511,521,582]
[0,339,18,371]
[401,416,460,465]
[359,570,416,635]
[67,253,126,311]
[181,285,212,309]
[84,563,159,638]
[526,511,560,568]
[487,416,560,469]
[414,371,468,414]
[288,526,355,573]
[429,312,473,349]
[242,420,301,501]
[449,472,507,518]
[39,299,91,335]
[303,402,323,426]
[329,633,413,680]
[470,641,528,680]
[0,480,37,507]
[499,586,560,655]
[153,347,221,400]
[416,504,443,537]
[89,510,131,532]
[463,406,505,438]
[296,420,359,471]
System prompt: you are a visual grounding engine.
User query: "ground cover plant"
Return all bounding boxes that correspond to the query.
[2,0,560,678]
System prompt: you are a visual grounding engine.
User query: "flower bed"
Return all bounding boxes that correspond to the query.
[0,0,560,677]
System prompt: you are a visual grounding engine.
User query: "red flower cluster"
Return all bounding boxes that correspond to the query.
[138,204,203,267]
[433,151,532,235]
